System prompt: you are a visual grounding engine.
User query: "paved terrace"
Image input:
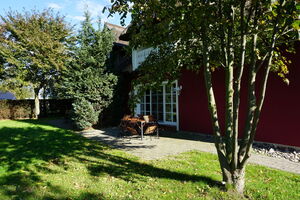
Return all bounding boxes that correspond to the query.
[79,127,300,174]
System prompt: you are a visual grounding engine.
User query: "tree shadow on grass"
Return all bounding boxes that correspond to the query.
[0,119,91,199]
[79,148,220,186]
[0,119,222,199]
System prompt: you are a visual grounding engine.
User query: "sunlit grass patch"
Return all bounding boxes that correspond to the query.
[0,119,299,200]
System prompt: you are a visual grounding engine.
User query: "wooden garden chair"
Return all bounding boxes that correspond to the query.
[142,115,159,139]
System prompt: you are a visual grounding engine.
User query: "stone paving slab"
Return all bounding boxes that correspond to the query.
[80,127,300,175]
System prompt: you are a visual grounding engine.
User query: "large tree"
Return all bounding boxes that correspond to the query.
[0,78,33,99]
[108,0,299,194]
[0,9,73,117]
[58,12,117,129]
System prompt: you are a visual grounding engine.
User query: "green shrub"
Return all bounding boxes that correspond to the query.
[0,99,72,120]
[0,100,34,119]
[71,99,99,130]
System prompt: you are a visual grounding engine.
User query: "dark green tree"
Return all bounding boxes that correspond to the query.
[108,0,299,194]
[59,12,117,129]
[0,9,73,116]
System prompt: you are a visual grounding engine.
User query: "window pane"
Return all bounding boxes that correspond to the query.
[166,113,172,122]
[173,105,177,113]
[152,95,157,104]
[166,104,171,112]
[141,104,144,112]
[173,113,177,122]
[153,112,159,120]
[152,111,157,119]
[146,104,150,111]
[152,104,157,113]
[165,94,171,103]
[173,95,176,104]
[158,112,163,121]
[158,95,163,103]
[158,104,163,112]
[165,86,171,94]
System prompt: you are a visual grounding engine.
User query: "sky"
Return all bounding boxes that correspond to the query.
[0,0,131,28]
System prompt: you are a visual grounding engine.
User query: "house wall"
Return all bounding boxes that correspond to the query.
[132,47,155,70]
[179,45,300,147]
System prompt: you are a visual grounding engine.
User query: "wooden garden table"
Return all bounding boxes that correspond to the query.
[120,117,146,140]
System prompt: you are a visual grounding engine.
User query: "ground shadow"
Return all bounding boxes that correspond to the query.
[160,130,216,143]
[0,119,222,199]
[47,118,215,144]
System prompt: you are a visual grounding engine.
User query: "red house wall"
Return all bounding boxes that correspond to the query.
[179,45,300,147]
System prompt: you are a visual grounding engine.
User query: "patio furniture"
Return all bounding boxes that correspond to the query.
[119,115,137,136]
[119,115,159,140]
[142,115,159,139]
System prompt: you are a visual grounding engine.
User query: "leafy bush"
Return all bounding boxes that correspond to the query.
[0,99,72,120]
[0,100,34,119]
[72,99,99,130]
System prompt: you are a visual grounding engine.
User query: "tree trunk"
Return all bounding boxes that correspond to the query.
[220,164,245,195]
[34,88,40,118]
[42,87,48,117]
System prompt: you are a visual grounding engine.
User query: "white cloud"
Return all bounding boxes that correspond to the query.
[128,2,134,8]
[67,15,85,21]
[76,0,106,17]
[47,3,63,10]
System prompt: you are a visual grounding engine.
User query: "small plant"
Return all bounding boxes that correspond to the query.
[71,99,99,130]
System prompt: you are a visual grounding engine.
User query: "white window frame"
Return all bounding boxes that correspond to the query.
[136,80,179,130]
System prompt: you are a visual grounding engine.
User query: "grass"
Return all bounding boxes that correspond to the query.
[0,119,299,200]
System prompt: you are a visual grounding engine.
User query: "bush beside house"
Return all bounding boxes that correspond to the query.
[71,99,99,130]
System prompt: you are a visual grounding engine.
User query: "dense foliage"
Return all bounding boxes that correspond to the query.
[0,9,73,115]
[59,12,117,129]
[0,78,33,99]
[0,100,34,119]
[71,98,99,130]
[108,0,299,194]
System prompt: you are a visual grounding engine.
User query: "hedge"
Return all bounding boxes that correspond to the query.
[0,99,72,120]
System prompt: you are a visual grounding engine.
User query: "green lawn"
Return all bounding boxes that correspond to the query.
[0,119,299,200]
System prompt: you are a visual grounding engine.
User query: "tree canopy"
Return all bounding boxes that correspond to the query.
[108,0,299,194]
[0,78,33,99]
[0,9,73,115]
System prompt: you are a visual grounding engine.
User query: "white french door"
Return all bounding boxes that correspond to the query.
[138,81,178,127]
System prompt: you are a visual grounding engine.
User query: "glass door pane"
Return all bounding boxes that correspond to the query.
[165,84,174,123]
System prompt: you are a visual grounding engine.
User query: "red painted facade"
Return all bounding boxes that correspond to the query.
[179,45,300,147]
